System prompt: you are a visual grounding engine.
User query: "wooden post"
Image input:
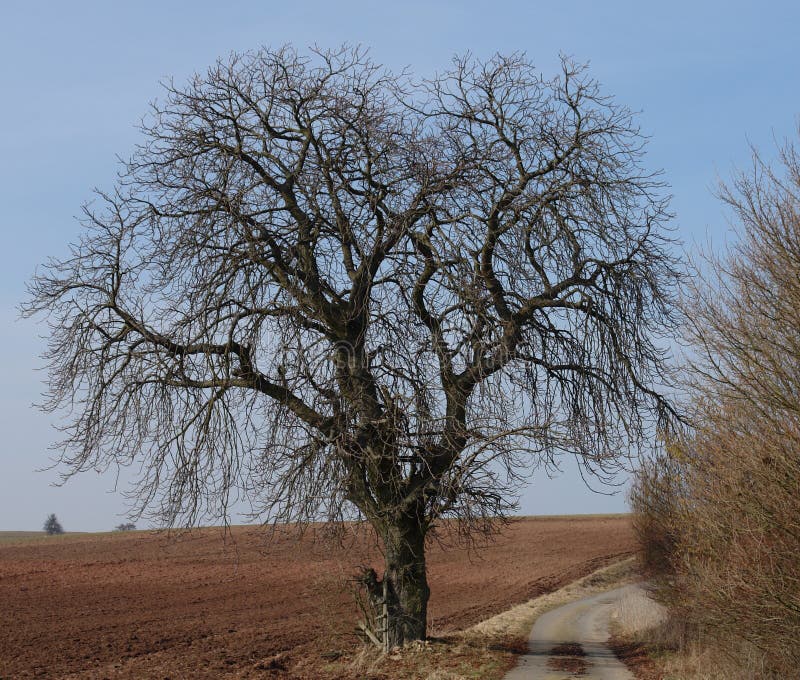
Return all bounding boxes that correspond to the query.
[357,621,382,647]
[382,578,389,652]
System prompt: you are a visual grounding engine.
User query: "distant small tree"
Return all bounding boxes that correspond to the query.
[114,522,136,531]
[43,513,64,535]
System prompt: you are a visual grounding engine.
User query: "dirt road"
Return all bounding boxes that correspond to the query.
[504,584,640,680]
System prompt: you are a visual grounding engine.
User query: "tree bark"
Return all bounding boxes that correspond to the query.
[381,519,430,647]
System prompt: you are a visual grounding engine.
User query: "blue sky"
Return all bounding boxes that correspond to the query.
[1,1,798,531]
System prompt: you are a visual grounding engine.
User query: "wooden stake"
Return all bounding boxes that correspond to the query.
[382,579,389,652]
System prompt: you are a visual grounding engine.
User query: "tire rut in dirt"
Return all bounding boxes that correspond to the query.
[546,641,590,676]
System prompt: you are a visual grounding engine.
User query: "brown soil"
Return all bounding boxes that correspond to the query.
[546,642,589,675]
[0,515,633,679]
[608,633,663,680]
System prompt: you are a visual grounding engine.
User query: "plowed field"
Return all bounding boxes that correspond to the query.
[0,515,633,678]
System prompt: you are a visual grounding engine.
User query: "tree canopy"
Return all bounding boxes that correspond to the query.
[26,46,680,644]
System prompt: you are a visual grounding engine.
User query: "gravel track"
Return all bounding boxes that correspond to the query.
[504,584,641,679]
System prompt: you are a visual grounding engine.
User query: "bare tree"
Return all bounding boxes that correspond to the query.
[25,46,679,645]
[43,513,64,535]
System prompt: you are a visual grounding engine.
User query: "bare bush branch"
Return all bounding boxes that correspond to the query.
[633,129,800,676]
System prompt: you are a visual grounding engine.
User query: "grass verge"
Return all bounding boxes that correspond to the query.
[610,621,776,680]
[298,557,637,680]
[606,588,775,679]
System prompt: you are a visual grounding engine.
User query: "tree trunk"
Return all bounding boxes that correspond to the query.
[381,520,429,647]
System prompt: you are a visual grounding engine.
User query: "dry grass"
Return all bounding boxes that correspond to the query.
[470,557,636,640]
[614,622,777,680]
[610,589,779,679]
[297,635,516,680]
[307,558,637,680]
[0,531,42,543]
[655,641,772,680]
[610,587,667,637]
[606,584,670,679]
[0,531,86,544]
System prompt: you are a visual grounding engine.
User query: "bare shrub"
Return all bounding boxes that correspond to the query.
[632,131,800,677]
[611,588,667,636]
[669,403,800,677]
[628,449,684,578]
